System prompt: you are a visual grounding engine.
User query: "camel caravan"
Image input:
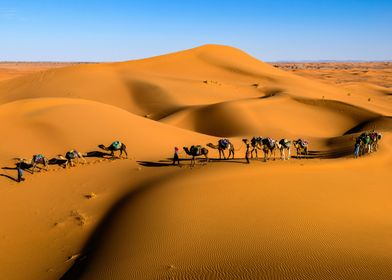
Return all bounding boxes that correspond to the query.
[179,137,309,167]
[7,130,383,181]
[354,130,382,158]
[181,131,382,166]
[13,141,128,181]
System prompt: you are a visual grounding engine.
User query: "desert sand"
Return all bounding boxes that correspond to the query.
[0,45,391,280]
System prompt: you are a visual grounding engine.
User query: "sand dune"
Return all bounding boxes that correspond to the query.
[0,45,391,280]
[62,134,392,280]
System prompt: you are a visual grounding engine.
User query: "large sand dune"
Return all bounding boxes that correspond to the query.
[0,45,391,280]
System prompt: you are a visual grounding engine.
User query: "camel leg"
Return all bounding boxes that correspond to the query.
[80,155,87,164]
[251,148,255,159]
[288,148,291,159]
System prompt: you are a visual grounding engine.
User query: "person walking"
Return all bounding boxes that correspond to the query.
[172,146,180,165]
[16,162,25,182]
[245,141,251,164]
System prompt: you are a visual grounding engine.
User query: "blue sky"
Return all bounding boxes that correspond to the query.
[0,0,391,61]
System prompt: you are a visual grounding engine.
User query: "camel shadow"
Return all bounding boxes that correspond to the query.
[2,162,33,173]
[48,158,68,166]
[138,157,249,167]
[85,151,113,158]
[138,160,175,167]
[208,158,249,164]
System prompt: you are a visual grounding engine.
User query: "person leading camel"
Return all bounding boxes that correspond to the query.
[98,141,128,159]
[172,146,180,165]
[242,139,251,164]
[183,145,209,166]
[16,162,25,182]
[207,139,235,160]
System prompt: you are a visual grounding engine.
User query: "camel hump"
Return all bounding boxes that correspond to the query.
[66,151,76,159]
[219,138,230,149]
[190,145,202,154]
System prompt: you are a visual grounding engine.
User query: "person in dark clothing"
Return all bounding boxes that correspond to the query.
[245,143,251,164]
[242,139,251,164]
[173,147,180,165]
[16,162,25,182]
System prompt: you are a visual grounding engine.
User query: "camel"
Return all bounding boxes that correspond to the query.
[98,141,128,159]
[63,150,86,167]
[18,154,49,173]
[249,137,276,161]
[183,145,209,166]
[355,131,381,157]
[250,137,263,159]
[357,133,371,155]
[369,131,382,152]
[207,139,234,159]
[260,137,277,161]
[276,139,291,160]
[293,139,308,158]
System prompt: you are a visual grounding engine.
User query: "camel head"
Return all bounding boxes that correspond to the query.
[206,143,216,149]
[98,144,108,151]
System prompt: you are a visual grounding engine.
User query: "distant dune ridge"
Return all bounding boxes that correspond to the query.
[0,45,391,280]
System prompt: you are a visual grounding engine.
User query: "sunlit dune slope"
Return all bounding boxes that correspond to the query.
[0,45,390,140]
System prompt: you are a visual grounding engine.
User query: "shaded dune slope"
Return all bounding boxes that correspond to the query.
[0,98,214,161]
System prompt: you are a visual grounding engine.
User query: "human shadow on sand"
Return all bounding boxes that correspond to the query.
[0,173,19,182]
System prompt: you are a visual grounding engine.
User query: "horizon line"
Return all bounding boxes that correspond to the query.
[1,59,391,64]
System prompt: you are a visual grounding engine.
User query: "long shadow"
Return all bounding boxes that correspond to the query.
[138,157,249,167]
[85,151,112,158]
[0,173,18,182]
[138,160,175,167]
[291,147,353,159]
[208,158,249,164]
[2,162,33,174]
[48,158,68,166]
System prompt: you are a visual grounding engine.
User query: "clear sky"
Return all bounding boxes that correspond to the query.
[0,0,391,62]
